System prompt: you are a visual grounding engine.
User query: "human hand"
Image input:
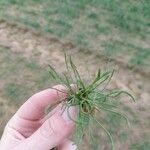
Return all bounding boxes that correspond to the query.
[0,85,77,150]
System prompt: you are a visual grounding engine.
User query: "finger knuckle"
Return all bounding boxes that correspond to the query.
[40,115,67,139]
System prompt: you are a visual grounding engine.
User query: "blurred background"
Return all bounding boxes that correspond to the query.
[0,0,150,149]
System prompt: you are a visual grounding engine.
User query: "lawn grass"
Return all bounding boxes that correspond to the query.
[0,46,52,105]
[130,141,150,150]
[0,0,149,72]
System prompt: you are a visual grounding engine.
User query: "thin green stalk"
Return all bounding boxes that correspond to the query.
[93,117,115,150]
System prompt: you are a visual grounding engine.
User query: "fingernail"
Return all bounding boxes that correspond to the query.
[61,106,76,123]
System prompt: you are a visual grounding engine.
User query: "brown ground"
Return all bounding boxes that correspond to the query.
[0,20,150,150]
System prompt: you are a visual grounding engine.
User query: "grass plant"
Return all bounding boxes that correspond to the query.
[49,53,135,150]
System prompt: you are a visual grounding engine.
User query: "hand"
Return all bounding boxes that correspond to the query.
[0,85,77,150]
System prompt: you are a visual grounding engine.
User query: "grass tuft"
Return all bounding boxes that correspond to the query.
[49,53,135,150]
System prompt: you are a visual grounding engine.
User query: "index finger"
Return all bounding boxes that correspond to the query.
[15,85,68,120]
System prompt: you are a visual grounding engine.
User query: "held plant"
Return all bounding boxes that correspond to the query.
[49,53,135,150]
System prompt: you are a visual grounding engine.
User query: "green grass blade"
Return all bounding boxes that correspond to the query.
[93,117,115,150]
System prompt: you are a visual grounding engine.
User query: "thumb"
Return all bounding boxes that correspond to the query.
[14,106,76,150]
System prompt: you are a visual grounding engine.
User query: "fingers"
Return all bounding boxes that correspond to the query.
[8,85,67,128]
[14,106,77,150]
[41,104,63,123]
[16,85,68,120]
[58,140,77,150]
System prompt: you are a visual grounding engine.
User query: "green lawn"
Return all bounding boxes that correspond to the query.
[0,0,150,72]
[0,46,52,105]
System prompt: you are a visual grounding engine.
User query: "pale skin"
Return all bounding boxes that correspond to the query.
[0,85,77,150]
